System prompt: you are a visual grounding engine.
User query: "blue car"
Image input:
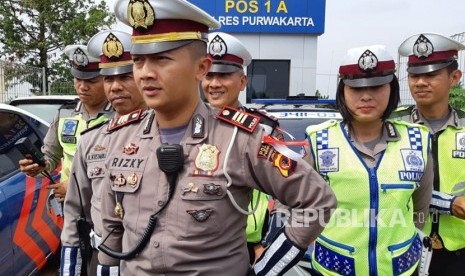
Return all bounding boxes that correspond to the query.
[0,104,62,275]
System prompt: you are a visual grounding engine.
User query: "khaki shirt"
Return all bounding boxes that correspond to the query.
[98,102,336,275]
[61,121,111,247]
[42,101,113,171]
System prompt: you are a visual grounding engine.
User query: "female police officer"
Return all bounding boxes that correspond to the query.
[305,45,433,275]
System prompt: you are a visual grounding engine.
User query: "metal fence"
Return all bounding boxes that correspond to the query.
[0,61,76,103]
[397,32,465,106]
[0,61,45,103]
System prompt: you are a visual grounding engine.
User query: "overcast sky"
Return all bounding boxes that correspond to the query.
[104,0,465,97]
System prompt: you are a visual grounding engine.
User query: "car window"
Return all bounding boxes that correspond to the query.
[0,110,47,179]
[10,103,61,124]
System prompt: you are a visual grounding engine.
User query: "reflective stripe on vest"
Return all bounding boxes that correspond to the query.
[57,114,110,181]
[423,126,465,251]
[308,121,429,276]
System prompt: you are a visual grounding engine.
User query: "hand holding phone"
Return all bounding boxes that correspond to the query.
[14,137,46,167]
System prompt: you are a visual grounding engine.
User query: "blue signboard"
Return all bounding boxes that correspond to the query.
[188,0,326,34]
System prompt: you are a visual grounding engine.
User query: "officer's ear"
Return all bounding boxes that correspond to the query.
[196,56,212,81]
[450,69,462,87]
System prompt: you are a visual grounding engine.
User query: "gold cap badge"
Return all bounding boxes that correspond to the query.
[128,0,155,30]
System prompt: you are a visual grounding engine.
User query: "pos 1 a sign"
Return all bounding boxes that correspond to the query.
[187,0,326,34]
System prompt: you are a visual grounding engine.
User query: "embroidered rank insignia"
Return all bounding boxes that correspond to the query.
[108,109,142,132]
[217,106,261,133]
[272,152,296,177]
[128,0,155,30]
[385,122,398,138]
[192,114,205,138]
[194,144,220,176]
[203,183,224,196]
[187,209,213,222]
[123,143,139,155]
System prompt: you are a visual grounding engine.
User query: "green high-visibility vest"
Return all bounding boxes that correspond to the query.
[57,113,110,181]
[246,190,269,243]
[307,119,429,276]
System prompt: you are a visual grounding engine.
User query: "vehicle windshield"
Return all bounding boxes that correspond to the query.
[11,103,61,123]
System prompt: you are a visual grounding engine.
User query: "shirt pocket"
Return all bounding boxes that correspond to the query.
[175,179,228,240]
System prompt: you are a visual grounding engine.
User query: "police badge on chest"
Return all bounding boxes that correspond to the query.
[452,133,465,159]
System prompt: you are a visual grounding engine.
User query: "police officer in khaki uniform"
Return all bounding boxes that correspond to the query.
[96,1,336,275]
[396,33,465,276]
[60,30,146,276]
[19,44,113,202]
[201,31,270,265]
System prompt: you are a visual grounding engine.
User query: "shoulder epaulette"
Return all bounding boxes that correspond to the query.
[58,98,79,111]
[306,119,338,134]
[243,107,279,133]
[107,109,143,132]
[80,120,109,136]
[217,106,261,133]
[391,105,414,119]
[390,119,429,132]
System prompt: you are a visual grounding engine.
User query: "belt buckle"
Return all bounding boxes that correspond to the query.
[431,233,444,249]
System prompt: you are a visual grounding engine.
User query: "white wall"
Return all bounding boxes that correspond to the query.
[233,33,318,103]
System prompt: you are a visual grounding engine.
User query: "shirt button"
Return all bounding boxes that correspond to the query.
[158,200,165,206]
[153,241,160,248]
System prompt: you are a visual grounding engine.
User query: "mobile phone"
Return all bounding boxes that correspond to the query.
[14,137,46,167]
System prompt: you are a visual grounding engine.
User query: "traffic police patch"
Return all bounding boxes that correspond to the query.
[399,149,424,181]
[317,149,339,173]
[453,132,465,159]
[270,150,296,177]
[62,119,78,143]
[217,106,261,133]
[194,144,220,176]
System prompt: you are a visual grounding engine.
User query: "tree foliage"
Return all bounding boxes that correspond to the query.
[450,82,465,110]
[0,0,115,93]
